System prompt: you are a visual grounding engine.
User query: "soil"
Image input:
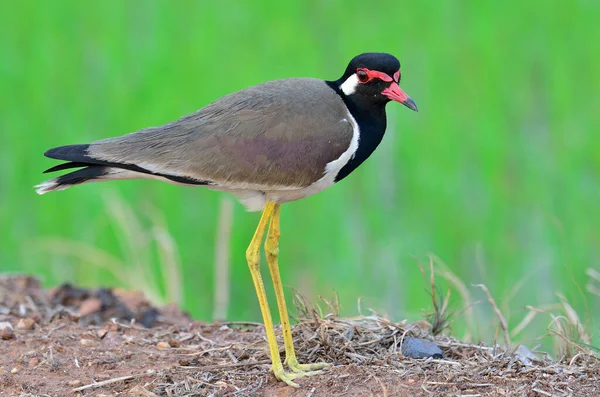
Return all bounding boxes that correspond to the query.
[0,275,598,397]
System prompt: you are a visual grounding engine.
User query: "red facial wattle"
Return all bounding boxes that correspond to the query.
[357,68,393,83]
[356,68,417,111]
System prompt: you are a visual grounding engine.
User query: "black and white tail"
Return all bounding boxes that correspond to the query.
[36,143,208,194]
[35,165,136,194]
[35,144,137,194]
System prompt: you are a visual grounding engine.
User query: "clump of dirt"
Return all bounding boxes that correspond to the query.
[0,275,190,328]
[0,275,598,396]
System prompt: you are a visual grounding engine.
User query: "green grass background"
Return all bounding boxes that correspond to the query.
[2,1,599,346]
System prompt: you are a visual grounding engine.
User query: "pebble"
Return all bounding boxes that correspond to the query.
[80,338,96,346]
[78,298,102,316]
[0,322,15,340]
[401,337,443,359]
[68,380,82,387]
[16,318,36,330]
[156,341,170,349]
[11,367,18,374]
[108,323,120,332]
[28,357,41,367]
[514,344,537,366]
[97,329,108,339]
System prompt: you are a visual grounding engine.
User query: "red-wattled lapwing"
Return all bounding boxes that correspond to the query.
[36,52,417,387]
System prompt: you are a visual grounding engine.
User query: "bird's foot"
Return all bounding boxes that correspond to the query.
[272,361,331,388]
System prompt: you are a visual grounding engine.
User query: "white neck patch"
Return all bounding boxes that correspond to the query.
[340,74,359,95]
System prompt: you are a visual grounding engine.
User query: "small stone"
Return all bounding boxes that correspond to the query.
[11,367,18,374]
[108,323,120,332]
[68,380,82,387]
[28,357,41,367]
[156,341,170,350]
[16,318,36,330]
[97,329,108,339]
[0,322,15,340]
[78,298,102,316]
[514,344,537,366]
[80,338,96,346]
[167,338,180,348]
[401,337,443,359]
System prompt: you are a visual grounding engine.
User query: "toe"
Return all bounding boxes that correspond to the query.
[273,371,300,388]
[289,361,332,373]
[291,369,327,378]
[272,363,331,387]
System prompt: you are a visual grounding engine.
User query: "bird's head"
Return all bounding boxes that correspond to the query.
[338,53,418,112]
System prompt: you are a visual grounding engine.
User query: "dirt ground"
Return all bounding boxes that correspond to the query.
[1,276,598,397]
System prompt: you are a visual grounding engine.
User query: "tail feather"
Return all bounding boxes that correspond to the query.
[43,143,151,174]
[43,161,97,173]
[35,165,110,194]
[36,143,210,194]
[44,144,92,163]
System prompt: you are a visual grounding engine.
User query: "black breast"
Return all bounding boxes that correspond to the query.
[326,82,388,183]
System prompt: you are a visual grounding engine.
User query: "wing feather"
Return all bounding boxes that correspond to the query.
[87,78,353,189]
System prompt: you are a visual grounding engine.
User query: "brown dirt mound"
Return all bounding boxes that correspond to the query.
[0,275,598,396]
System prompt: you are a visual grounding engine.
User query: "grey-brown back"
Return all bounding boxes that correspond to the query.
[88,78,353,188]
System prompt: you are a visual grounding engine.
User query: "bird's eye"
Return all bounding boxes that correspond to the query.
[357,70,369,83]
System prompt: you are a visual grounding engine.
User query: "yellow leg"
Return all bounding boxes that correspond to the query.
[247,201,316,388]
[265,203,331,375]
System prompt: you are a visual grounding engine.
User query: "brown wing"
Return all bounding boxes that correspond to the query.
[88,78,354,188]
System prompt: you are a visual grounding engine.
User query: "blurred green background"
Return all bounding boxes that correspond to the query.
[2,1,599,347]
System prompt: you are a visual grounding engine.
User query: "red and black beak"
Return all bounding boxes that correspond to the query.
[381,82,418,112]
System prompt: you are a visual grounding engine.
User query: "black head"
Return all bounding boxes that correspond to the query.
[335,52,417,111]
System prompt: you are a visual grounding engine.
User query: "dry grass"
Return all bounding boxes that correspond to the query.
[415,254,599,366]
[1,274,599,396]
[417,257,454,336]
[36,190,183,307]
[212,197,234,322]
[34,192,599,366]
[587,268,600,297]
[22,193,600,394]
[163,292,600,396]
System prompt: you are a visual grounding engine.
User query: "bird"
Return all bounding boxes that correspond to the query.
[36,52,417,387]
